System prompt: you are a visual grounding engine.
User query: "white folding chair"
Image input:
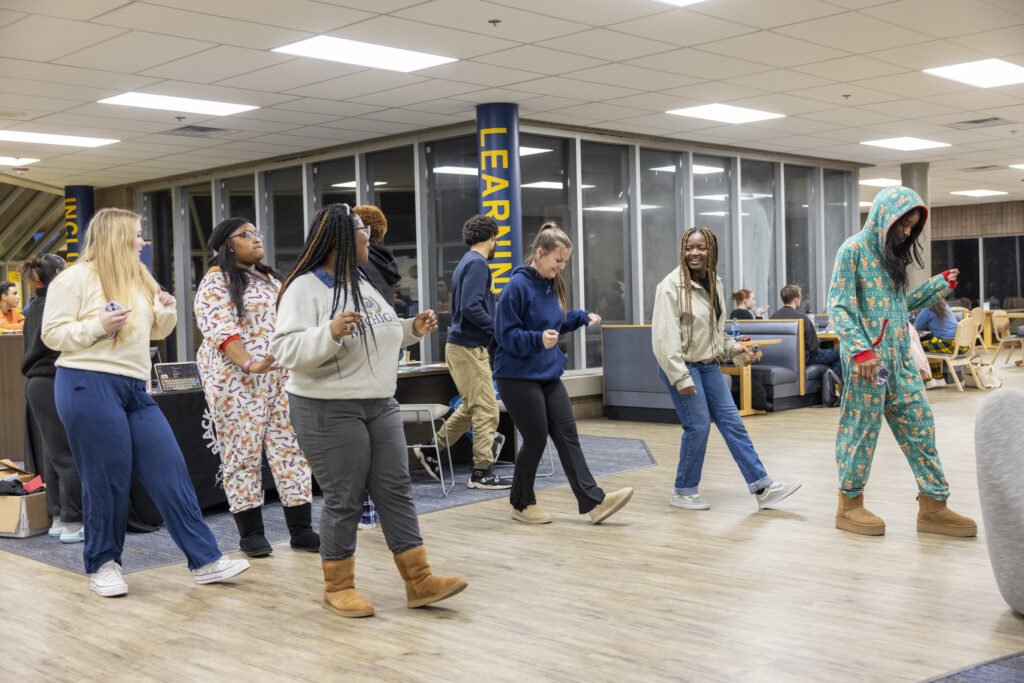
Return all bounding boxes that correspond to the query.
[399,403,455,496]
[494,400,555,478]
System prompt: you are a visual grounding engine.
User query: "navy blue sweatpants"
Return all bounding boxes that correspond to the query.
[54,367,221,574]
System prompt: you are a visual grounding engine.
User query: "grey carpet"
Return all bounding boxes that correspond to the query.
[924,650,1024,682]
[0,435,655,575]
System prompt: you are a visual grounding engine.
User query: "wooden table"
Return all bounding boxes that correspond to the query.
[720,339,780,417]
[818,331,838,345]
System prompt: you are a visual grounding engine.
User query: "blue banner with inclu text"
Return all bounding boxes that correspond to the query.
[64,185,94,263]
[476,103,521,294]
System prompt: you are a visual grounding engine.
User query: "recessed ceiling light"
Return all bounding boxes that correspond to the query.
[0,130,118,147]
[653,0,708,6]
[859,202,873,208]
[923,58,1024,88]
[1010,164,1024,170]
[666,103,784,124]
[693,164,725,174]
[331,181,386,188]
[861,137,951,151]
[859,177,902,187]
[433,166,478,176]
[950,189,1008,197]
[273,35,456,73]
[695,194,726,201]
[0,157,39,165]
[519,147,552,156]
[98,92,258,116]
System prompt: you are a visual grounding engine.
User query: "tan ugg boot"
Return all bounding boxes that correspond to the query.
[511,504,552,524]
[393,546,467,608]
[916,495,977,537]
[322,557,374,618]
[589,487,635,525]
[835,492,885,536]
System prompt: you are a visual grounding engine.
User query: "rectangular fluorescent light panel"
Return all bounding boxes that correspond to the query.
[331,181,386,188]
[923,59,1024,88]
[273,36,456,73]
[695,194,726,201]
[859,178,901,187]
[519,147,551,156]
[433,166,478,176]
[653,0,709,6]
[0,130,117,147]
[861,137,950,151]
[99,92,257,116]
[950,189,1008,197]
[1010,164,1024,170]
[0,157,39,165]
[666,103,784,124]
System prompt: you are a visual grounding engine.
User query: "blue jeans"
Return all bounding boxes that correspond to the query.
[810,348,843,379]
[658,364,771,495]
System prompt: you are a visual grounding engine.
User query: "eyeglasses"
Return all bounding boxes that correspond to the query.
[356,226,371,235]
[230,230,263,242]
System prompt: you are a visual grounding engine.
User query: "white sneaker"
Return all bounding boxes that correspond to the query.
[413,446,441,481]
[192,556,251,585]
[48,519,63,537]
[90,560,128,597]
[755,481,802,509]
[671,492,711,510]
[357,521,377,530]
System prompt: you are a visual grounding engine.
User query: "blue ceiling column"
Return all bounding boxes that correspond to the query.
[476,103,522,294]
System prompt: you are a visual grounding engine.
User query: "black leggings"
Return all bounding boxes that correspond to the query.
[496,377,604,514]
[25,375,82,523]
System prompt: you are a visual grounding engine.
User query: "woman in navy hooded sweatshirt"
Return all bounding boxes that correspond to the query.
[494,224,634,525]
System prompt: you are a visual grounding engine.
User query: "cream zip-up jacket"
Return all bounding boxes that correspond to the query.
[41,263,176,381]
[651,267,743,392]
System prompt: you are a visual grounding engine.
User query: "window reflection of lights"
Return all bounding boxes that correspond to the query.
[859,178,901,187]
[698,211,750,216]
[950,189,1007,197]
[331,181,386,188]
[432,166,478,176]
[693,164,725,174]
[583,204,662,212]
[522,181,596,189]
[741,193,772,200]
[519,147,552,156]
[695,194,726,201]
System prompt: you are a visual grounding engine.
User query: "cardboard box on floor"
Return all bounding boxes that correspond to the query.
[0,459,49,538]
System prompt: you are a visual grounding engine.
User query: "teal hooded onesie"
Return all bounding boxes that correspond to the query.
[826,186,957,500]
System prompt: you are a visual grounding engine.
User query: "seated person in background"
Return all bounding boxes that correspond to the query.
[770,284,843,380]
[729,289,769,320]
[915,299,961,380]
[0,281,24,331]
[392,281,413,317]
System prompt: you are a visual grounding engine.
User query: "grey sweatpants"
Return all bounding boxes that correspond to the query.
[287,394,422,561]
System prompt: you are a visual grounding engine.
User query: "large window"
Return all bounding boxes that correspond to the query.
[784,165,814,313]
[983,236,1021,307]
[693,155,734,293]
[266,166,304,274]
[184,182,213,356]
[315,156,356,209]
[823,169,852,291]
[143,189,176,361]
[933,238,980,306]
[740,159,775,317]
[222,174,255,222]
[640,148,683,322]
[581,141,632,367]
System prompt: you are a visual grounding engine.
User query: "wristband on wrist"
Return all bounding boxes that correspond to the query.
[243,358,256,374]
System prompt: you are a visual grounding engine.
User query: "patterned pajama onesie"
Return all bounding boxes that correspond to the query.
[827,186,957,501]
[195,269,312,513]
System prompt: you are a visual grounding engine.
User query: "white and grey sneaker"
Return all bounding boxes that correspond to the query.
[193,556,250,585]
[413,447,441,481]
[671,493,712,510]
[90,560,128,597]
[755,481,802,509]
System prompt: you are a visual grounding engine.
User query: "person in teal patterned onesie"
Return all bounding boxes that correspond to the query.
[827,185,976,538]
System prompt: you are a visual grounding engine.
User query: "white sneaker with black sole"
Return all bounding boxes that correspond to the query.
[192,556,251,584]
[468,466,512,490]
[413,446,441,481]
[90,560,128,597]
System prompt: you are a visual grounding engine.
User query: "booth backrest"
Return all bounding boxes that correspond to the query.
[601,325,665,394]
[724,318,806,395]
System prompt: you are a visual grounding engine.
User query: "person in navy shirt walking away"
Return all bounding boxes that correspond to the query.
[493,223,634,525]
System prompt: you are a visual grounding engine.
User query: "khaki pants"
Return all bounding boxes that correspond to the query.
[437,343,499,469]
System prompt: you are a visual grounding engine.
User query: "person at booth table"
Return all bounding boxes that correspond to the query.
[728,289,769,320]
[652,227,802,512]
[194,217,318,558]
[42,207,249,598]
[0,281,24,330]
[770,284,843,380]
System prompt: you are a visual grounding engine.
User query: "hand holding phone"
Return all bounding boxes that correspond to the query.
[100,300,130,337]
[874,367,891,386]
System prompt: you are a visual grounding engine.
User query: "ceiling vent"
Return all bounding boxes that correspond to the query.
[946,116,1016,129]
[960,164,1003,172]
[162,125,234,138]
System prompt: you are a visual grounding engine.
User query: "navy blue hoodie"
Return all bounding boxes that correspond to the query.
[446,250,495,348]
[493,265,590,380]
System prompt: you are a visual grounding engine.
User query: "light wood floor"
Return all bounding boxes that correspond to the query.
[6,357,1024,682]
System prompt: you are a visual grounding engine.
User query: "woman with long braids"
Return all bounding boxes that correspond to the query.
[19,253,83,543]
[828,186,975,537]
[42,208,249,597]
[493,224,634,525]
[271,203,466,618]
[652,227,801,511]
[194,218,318,557]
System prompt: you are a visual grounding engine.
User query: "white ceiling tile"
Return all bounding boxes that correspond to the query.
[311,0,425,12]
[776,13,931,53]
[950,26,1024,58]
[348,80,483,107]
[128,80,295,107]
[139,45,289,84]
[0,58,159,91]
[923,90,1024,112]
[215,60,365,92]
[548,102,650,122]
[746,116,842,135]
[507,77,642,101]
[861,0,1024,39]
[527,111,602,126]
[627,49,772,80]
[329,15,518,60]
[0,15,125,61]
[193,117,296,134]
[321,118,420,135]
[615,112,723,132]
[94,3,308,50]
[568,64,701,91]
[868,41,990,71]
[474,45,606,76]
[449,88,544,104]
[726,92,835,116]
[362,108,463,126]
[27,112,173,135]
[0,9,25,29]
[485,0,663,26]
[788,83,898,107]
[726,69,835,92]
[587,121,678,136]
[65,101,218,126]
[791,55,907,81]
[0,94,81,116]
[405,99,479,116]
[857,98,964,119]
[699,31,849,68]
[283,71,425,99]
[416,60,542,87]
[661,81,771,103]
[0,1,127,21]
[272,98,382,118]
[229,108,337,126]
[853,72,973,98]
[395,0,588,43]
[800,107,898,127]
[610,10,755,47]
[536,29,676,61]
[0,76,121,104]
[54,31,214,73]
[145,0,373,33]
[601,92,702,112]
[689,0,844,28]
[514,95,591,112]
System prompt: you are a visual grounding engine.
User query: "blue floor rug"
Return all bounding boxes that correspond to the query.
[925,651,1024,682]
[0,435,655,575]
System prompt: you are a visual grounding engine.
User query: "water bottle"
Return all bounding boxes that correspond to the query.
[731,318,740,339]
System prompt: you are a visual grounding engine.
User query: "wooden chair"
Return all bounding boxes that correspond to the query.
[991,311,1024,366]
[924,318,982,392]
[968,307,986,349]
